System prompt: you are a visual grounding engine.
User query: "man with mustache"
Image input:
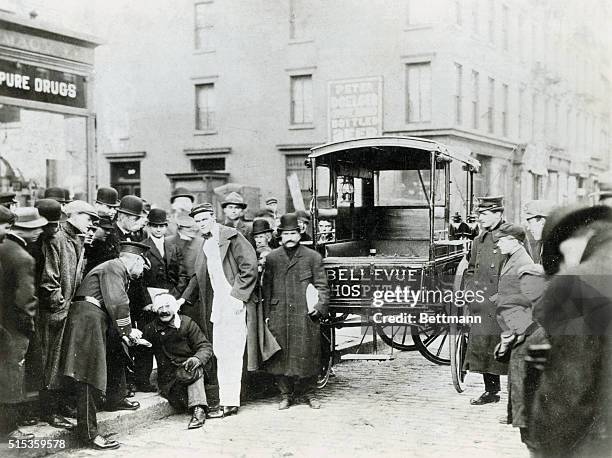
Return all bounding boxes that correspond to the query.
[143,293,212,429]
[262,213,329,410]
[59,242,148,450]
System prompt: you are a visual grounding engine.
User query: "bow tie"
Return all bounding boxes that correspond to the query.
[202,232,213,240]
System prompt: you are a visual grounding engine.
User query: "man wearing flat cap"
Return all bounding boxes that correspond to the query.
[182,202,259,418]
[0,191,18,210]
[490,223,535,426]
[38,201,99,429]
[0,208,46,441]
[221,192,253,242]
[523,200,555,264]
[59,241,149,450]
[463,196,508,405]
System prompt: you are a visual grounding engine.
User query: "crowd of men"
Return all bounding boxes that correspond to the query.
[1,179,611,456]
[459,186,612,458]
[0,186,329,450]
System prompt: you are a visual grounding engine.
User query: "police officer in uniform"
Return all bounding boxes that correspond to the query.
[463,196,508,405]
[59,242,148,450]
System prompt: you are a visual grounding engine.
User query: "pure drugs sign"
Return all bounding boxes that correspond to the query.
[0,59,86,109]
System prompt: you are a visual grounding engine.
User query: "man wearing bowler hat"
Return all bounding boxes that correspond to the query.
[463,196,508,405]
[135,208,184,391]
[0,208,46,440]
[262,213,329,410]
[221,192,252,242]
[59,241,148,450]
[0,191,18,210]
[182,202,258,418]
[94,187,120,221]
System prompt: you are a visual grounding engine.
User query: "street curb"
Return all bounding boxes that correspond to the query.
[3,392,175,458]
[3,336,389,457]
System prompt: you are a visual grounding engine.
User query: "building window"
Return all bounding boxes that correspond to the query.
[406,0,431,25]
[487,77,495,134]
[518,13,524,61]
[290,75,313,125]
[531,92,538,142]
[289,0,311,40]
[194,2,213,50]
[455,63,463,125]
[487,0,495,44]
[455,0,462,25]
[405,62,432,123]
[502,4,509,51]
[191,158,225,171]
[543,96,550,140]
[518,86,525,139]
[554,102,560,142]
[110,161,141,198]
[471,70,480,129]
[502,83,508,137]
[474,154,490,196]
[531,172,543,199]
[472,0,479,34]
[285,154,311,211]
[195,84,215,131]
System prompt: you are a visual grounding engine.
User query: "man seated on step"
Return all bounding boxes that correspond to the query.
[143,293,212,429]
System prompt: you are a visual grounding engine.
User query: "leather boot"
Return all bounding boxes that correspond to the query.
[188,406,206,429]
[470,392,501,405]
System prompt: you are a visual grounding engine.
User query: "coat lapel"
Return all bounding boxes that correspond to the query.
[146,237,163,262]
[218,226,233,261]
[286,245,304,271]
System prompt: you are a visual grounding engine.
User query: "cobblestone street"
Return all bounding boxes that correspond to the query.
[55,349,527,458]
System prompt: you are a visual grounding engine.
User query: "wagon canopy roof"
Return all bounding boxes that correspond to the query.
[309,136,480,172]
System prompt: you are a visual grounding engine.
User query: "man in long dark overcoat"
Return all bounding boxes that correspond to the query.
[262,213,330,410]
[530,207,612,457]
[181,203,259,417]
[0,208,46,440]
[462,196,508,405]
[59,242,147,450]
[39,201,98,429]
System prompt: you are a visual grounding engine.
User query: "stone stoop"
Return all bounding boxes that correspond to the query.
[1,392,175,458]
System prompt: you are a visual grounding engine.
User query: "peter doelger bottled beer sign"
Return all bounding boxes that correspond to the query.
[0,59,86,109]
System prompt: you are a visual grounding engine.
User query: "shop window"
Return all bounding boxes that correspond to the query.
[191,157,225,171]
[285,154,311,211]
[405,62,431,123]
[111,161,141,198]
[473,155,490,197]
[290,75,313,125]
[0,104,20,123]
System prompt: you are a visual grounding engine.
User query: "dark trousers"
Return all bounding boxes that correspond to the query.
[75,382,98,442]
[105,330,128,407]
[483,373,501,393]
[0,404,21,435]
[276,375,316,398]
[130,310,155,388]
